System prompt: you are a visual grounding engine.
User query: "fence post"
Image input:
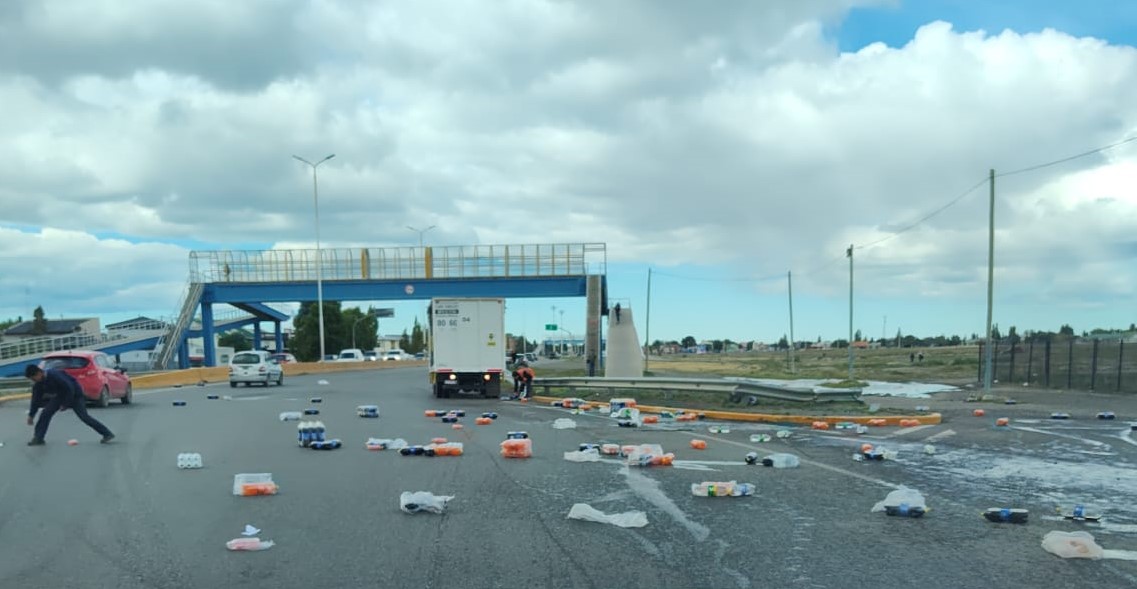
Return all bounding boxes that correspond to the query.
[1119,340,1125,393]
[1090,339,1099,391]
[977,343,983,383]
[1026,341,1034,385]
[1066,340,1074,390]
[1008,341,1016,384]
[1044,338,1051,387]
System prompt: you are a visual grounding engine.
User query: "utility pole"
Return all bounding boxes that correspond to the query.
[984,168,996,395]
[847,244,854,380]
[787,270,796,373]
[644,267,652,372]
[882,315,887,346]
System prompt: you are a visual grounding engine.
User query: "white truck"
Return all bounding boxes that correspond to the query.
[428,298,505,398]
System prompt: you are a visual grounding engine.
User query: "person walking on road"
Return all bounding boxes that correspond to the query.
[613,303,621,324]
[24,364,115,446]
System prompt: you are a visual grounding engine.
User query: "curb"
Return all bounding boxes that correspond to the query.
[0,393,30,404]
[529,395,942,426]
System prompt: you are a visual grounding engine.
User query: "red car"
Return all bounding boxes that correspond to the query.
[40,351,132,407]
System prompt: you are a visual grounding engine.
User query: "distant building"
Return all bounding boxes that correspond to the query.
[3,317,100,340]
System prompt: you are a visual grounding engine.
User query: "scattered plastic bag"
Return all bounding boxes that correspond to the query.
[400,491,453,514]
[775,430,791,439]
[563,449,601,462]
[1042,531,1104,560]
[871,487,927,513]
[242,525,260,537]
[552,418,577,429]
[279,411,302,421]
[226,537,275,551]
[566,503,648,528]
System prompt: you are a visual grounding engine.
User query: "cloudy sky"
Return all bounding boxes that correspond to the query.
[1,0,1134,345]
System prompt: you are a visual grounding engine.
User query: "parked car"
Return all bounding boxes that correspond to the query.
[414,352,425,360]
[229,350,284,387]
[337,348,366,362]
[364,351,378,361]
[383,349,408,361]
[523,353,538,363]
[40,351,132,407]
[270,352,297,364]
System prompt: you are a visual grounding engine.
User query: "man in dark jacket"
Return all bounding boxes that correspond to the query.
[24,364,115,445]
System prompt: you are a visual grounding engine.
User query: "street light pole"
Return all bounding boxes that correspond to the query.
[559,310,565,355]
[406,225,437,247]
[293,154,335,362]
[352,312,376,350]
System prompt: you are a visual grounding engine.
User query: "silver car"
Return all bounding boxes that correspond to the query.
[229,350,284,387]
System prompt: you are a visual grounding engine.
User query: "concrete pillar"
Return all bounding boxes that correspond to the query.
[202,303,216,367]
[274,322,284,353]
[585,275,603,373]
[253,322,263,351]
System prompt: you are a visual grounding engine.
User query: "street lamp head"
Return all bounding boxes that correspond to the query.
[321,154,335,163]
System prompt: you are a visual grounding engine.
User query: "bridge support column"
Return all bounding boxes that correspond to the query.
[202,303,217,367]
[253,322,263,351]
[177,339,189,370]
[585,275,603,372]
[274,322,284,353]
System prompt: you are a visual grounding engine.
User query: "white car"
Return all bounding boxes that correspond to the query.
[229,350,284,387]
[337,349,366,362]
[383,349,408,361]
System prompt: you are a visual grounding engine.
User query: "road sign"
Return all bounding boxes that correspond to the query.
[545,324,557,331]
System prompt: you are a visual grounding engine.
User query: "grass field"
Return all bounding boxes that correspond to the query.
[647,346,980,383]
[535,346,981,384]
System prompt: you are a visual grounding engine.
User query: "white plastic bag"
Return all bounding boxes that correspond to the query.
[763,453,800,468]
[400,491,454,514]
[563,449,601,462]
[871,488,927,513]
[552,418,577,429]
[566,503,648,528]
[226,537,275,551]
[1042,531,1104,560]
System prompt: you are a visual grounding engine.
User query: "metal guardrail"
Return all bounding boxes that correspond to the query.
[533,377,863,403]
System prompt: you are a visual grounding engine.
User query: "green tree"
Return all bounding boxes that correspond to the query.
[777,335,789,350]
[1008,326,1020,345]
[990,324,1001,341]
[681,335,696,349]
[399,329,411,351]
[219,329,252,352]
[291,301,347,361]
[342,307,379,351]
[1058,324,1074,337]
[854,329,863,342]
[31,306,47,335]
[711,340,724,352]
[410,317,426,354]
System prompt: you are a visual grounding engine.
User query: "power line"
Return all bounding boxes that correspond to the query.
[855,176,989,251]
[997,135,1137,178]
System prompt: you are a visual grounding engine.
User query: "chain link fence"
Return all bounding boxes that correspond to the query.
[979,338,1137,393]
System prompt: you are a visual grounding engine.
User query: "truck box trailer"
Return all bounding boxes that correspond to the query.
[428,298,505,398]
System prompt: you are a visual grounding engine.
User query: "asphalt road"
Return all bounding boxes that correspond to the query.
[2,368,1136,588]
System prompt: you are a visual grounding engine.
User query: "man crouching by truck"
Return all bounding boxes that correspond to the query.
[512,362,535,399]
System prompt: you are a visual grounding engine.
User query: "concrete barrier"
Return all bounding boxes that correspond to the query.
[130,360,427,390]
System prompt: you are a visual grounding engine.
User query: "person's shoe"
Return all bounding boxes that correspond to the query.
[27,438,45,446]
[100,434,116,444]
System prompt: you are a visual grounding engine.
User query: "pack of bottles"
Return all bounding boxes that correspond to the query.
[278,411,302,421]
[984,508,1028,523]
[297,421,326,447]
[176,453,203,469]
[357,405,380,418]
[501,438,532,458]
[304,408,320,415]
[691,481,755,497]
[309,439,342,450]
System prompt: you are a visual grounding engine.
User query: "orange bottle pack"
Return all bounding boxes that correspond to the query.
[690,439,707,450]
[500,438,532,458]
[811,421,830,430]
[642,415,660,424]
